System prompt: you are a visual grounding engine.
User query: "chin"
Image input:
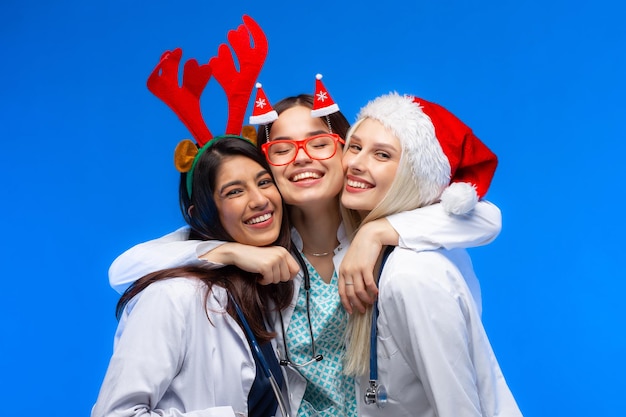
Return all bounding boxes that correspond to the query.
[246,230,280,247]
[341,197,366,212]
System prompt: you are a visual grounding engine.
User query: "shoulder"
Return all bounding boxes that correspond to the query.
[385,247,458,273]
[125,277,210,316]
[143,277,204,299]
[380,248,469,295]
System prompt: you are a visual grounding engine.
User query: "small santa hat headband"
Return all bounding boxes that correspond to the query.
[249,82,278,124]
[311,73,340,117]
[355,92,497,214]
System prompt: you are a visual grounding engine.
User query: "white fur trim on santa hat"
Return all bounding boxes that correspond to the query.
[249,111,278,125]
[357,92,451,208]
[311,104,339,118]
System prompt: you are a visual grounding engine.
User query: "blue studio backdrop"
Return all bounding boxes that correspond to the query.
[1,1,624,416]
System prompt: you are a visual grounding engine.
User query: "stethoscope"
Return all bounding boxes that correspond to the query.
[277,248,324,368]
[229,293,291,417]
[364,245,395,408]
[226,247,323,417]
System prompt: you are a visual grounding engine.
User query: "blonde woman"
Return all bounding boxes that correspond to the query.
[341,92,522,417]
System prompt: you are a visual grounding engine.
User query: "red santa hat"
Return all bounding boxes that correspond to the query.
[355,92,497,214]
[311,73,340,117]
[249,82,278,125]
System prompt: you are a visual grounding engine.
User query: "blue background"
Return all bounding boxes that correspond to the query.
[1,1,624,415]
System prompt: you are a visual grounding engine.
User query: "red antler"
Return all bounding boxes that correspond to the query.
[147,48,214,146]
[210,15,268,135]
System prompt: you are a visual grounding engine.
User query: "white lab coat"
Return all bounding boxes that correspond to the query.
[356,248,522,417]
[92,277,305,417]
[103,201,502,416]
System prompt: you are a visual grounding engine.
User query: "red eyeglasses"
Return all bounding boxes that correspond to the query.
[261,133,345,166]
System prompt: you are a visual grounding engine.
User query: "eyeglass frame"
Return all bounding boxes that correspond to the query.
[261,133,345,166]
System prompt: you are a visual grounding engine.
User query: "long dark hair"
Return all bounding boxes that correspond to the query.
[117,136,294,343]
[256,94,351,147]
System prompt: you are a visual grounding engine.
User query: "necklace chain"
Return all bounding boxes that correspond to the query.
[303,250,332,257]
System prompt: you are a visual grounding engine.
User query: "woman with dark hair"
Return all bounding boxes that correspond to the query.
[92,136,298,417]
[108,86,503,416]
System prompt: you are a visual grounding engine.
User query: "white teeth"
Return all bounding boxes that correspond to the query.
[246,213,272,225]
[291,172,322,182]
[347,179,371,189]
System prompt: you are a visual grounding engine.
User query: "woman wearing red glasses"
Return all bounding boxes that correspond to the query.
[109,85,502,417]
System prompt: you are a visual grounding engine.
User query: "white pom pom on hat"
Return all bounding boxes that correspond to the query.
[356,93,497,214]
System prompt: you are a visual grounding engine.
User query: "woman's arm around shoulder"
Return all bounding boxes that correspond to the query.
[338,201,501,313]
[108,227,226,294]
[388,200,502,251]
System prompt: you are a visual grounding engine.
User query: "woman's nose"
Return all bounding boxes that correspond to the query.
[293,144,312,164]
[248,187,270,209]
[346,153,365,172]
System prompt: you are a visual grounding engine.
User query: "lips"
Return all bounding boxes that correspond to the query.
[244,212,273,225]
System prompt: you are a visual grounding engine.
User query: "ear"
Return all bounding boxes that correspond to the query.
[241,125,257,145]
[174,139,199,172]
[187,205,195,218]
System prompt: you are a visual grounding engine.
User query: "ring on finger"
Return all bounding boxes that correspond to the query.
[345,282,354,286]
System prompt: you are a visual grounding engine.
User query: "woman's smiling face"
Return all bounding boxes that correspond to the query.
[213,155,283,246]
[341,118,402,214]
[266,105,344,207]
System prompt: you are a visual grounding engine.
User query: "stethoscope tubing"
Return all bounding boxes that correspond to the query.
[228,293,291,417]
[369,300,380,381]
[278,248,323,368]
[366,245,395,408]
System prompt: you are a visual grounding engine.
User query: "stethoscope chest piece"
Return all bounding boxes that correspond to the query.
[364,379,387,408]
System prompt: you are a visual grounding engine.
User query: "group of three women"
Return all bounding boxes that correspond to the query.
[92,79,522,415]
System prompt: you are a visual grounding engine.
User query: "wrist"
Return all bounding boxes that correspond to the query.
[199,242,238,264]
[360,219,399,246]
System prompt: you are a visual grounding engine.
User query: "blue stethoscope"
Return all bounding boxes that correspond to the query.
[227,248,323,417]
[364,245,394,408]
[229,292,291,417]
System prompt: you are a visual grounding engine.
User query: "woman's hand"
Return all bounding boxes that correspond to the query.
[338,219,399,314]
[200,243,300,284]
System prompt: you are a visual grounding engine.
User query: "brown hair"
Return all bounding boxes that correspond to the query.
[116,137,294,344]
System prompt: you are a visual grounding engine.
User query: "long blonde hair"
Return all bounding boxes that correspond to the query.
[341,117,442,376]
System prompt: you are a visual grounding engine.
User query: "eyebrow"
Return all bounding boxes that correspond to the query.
[350,134,400,153]
[271,129,329,141]
[219,169,270,194]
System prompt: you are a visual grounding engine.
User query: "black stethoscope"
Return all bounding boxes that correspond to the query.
[277,249,324,368]
[364,245,394,408]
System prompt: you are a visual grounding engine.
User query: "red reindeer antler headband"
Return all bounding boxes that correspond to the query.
[146,15,268,198]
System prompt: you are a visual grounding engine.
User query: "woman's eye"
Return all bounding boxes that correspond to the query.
[376,151,391,159]
[258,178,274,187]
[270,143,293,155]
[348,144,361,152]
[225,188,243,197]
